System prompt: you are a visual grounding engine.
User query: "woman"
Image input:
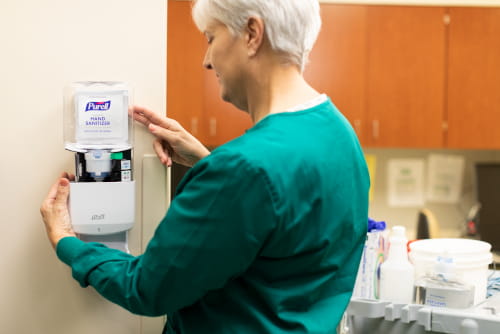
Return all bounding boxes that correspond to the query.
[41,0,369,333]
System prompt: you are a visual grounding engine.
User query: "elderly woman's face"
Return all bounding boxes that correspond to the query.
[202,21,248,108]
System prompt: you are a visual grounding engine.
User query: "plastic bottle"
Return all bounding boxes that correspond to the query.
[379,226,415,304]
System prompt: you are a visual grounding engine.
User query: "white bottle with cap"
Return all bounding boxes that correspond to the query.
[379,225,415,304]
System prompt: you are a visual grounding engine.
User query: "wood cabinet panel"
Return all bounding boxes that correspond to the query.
[168,3,500,149]
[366,6,446,148]
[167,0,206,141]
[305,5,368,143]
[167,0,251,147]
[447,7,500,149]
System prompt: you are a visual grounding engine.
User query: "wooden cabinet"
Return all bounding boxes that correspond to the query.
[306,5,446,148]
[167,0,251,147]
[365,6,446,148]
[168,2,500,149]
[446,7,500,149]
[307,5,500,149]
[305,5,368,143]
[167,0,205,141]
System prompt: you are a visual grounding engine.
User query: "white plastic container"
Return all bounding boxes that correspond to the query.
[413,256,475,308]
[409,238,492,305]
[379,226,415,304]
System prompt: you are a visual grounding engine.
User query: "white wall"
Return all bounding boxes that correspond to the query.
[0,0,166,333]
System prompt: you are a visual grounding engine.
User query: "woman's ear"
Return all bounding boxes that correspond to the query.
[245,16,265,57]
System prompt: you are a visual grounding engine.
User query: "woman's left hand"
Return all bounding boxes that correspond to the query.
[40,173,77,249]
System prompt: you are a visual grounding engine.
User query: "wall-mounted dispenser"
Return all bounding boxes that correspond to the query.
[63,81,135,251]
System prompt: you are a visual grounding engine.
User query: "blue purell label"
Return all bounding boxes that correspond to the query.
[85,100,111,112]
[76,92,128,143]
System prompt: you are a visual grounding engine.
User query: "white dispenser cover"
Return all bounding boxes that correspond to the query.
[69,181,135,235]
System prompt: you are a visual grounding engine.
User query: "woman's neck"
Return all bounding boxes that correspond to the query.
[245,64,320,123]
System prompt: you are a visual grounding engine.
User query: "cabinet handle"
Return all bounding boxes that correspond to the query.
[372,120,379,140]
[443,14,451,25]
[191,117,198,135]
[353,119,361,134]
[209,117,217,137]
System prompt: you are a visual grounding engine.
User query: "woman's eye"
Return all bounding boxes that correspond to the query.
[207,36,214,44]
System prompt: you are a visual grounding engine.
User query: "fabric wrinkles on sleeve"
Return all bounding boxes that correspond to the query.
[137,149,279,314]
[57,236,139,291]
[54,149,279,317]
[56,236,86,268]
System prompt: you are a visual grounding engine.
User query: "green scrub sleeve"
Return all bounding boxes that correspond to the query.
[56,150,278,316]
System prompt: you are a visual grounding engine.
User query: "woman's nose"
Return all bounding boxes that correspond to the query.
[203,50,213,70]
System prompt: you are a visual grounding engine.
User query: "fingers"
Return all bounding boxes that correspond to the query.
[60,172,75,181]
[54,178,70,206]
[40,177,69,219]
[132,106,151,126]
[153,139,173,167]
[133,105,180,132]
[43,178,62,206]
[148,123,177,141]
[43,174,72,207]
[40,174,77,249]
[132,105,157,127]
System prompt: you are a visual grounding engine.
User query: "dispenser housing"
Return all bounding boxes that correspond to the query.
[63,81,135,235]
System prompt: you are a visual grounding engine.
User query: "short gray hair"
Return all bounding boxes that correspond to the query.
[192,0,321,72]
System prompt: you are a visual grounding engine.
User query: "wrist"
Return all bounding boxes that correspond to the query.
[196,148,211,161]
[51,232,77,250]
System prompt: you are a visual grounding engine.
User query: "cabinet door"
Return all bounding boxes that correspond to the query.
[167,0,206,142]
[203,68,252,148]
[366,6,446,148]
[305,5,368,144]
[447,7,500,149]
[167,0,252,147]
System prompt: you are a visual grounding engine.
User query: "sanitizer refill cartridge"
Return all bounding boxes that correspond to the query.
[63,82,135,237]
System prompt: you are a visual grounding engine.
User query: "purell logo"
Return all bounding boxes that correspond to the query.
[91,213,105,221]
[85,101,111,112]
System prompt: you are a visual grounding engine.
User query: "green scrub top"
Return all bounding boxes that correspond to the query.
[57,98,369,333]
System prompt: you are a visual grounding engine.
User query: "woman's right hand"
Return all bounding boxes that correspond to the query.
[132,106,210,167]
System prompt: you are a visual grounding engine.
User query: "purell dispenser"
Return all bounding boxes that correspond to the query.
[63,82,135,251]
